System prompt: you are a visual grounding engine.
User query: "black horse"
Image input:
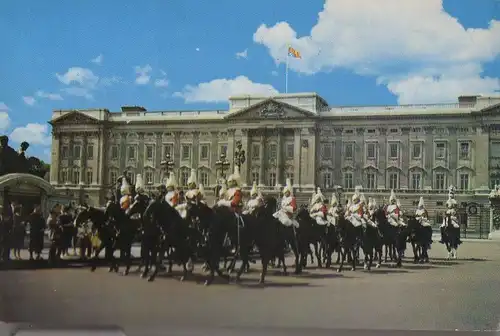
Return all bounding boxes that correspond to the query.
[295,205,322,269]
[74,206,116,272]
[335,213,362,272]
[373,208,398,264]
[443,215,461,259]
[406,215,432,263]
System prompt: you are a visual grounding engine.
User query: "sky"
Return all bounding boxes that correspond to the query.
[0,0,499,163]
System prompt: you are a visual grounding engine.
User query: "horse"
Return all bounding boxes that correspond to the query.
[443,214,461,259]
[295,205,322,269]
[406,215,432,263]
[74,206,116,272]
[335,213,362,272]
[359,219,381,271]
[373,207,397,264]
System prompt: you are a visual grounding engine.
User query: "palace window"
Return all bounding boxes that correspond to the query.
[389,172,399,189]
[251,144,260,160]
[163,144,173,157]
[389,143,399,159]
[73,171,80,184]
[127,146,136,160]
[366,173,376,189]
[87,145,94,160]
[61,146,69,159]
[73,145,81,159]
[322,172,332,189]
[459,142,470,160]
[435,142,446,159]
[268,172,277,187]
[412,143,422,159]
[145,171,154,184]
[200,144,210,160]
[491,177,500,189]
[269,144,278,160]
[146,145,154,161]
[411,173,422,190]
[180,168,190,186]
[286,143,294,159]
[286,172,294,186]
[86,170,93,185]
[181,145,191,160]
[366,143,376,159]
[111,146,119,160]
[321,144,333,160]
[344,143,354,159]
[434,172,446,190]
[343,172,353,189]
[219,144,227,157]
[459,173,470,190]
[199,171,209,186]
[109,171,117,185]
[127,172,135,184]
[251,172,259,185]
[60,170,68,183]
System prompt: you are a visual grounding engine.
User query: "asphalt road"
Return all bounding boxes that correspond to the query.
[0,241,499,335]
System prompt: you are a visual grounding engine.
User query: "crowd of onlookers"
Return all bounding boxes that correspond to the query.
[0,201,80,263]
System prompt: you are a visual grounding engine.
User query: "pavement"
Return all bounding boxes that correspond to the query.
[0,241,499,335]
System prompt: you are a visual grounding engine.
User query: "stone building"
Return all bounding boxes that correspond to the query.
[49,92,500,233]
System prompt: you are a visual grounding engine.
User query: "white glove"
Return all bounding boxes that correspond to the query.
[218,200,231,207]
[283,205,293,212]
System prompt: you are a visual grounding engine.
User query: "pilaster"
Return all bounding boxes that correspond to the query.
[79,135,87,184]
[240,129,250,185]
[259,130,266,186]
[276,127,283,186]
[50,131,60,184]
[227,128,235,175]
[137,132,145,176]
[155,132,163,183]
[293,128,302,187]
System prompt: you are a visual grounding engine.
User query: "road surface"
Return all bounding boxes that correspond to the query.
[0,241,499,335]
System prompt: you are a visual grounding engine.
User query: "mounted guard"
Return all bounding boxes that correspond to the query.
[440,185,460,243]
[415,197,431,227]
[185,169,199,204]
[217,165,244,227]
[326,193,341,226]
[165,172,179,207]
[119,176,133,211]
[309,187,328,225]
[273,178,299,228]
[198,184,206,204]
[218,179,228,202]
[348,186,365,227]
[385,189,405,227]
[365,197,377,227]
[242,181,263,215]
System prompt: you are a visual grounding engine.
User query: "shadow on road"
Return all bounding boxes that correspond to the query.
[295,271,346,279]
[0,258,143,271]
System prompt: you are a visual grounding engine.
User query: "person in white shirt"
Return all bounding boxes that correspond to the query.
[348,186,365,227]
[326,193,341,226]
[385,189,406,227]
[415,197,431,227]
[164,172,180,208]
[309,187,328,225]
[273,178,299,228]
[440,185,460,243]
[243,181,263,215]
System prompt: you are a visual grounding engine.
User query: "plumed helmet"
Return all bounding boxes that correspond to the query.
[250,181,258,196]
[120,175,131,195]
[135,174,145,194]
[187,169,197,188]
[282,178,293,195]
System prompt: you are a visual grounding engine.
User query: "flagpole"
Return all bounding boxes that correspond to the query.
[285,45,289,94]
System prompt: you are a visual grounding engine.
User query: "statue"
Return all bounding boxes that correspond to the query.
[0,136,48,178]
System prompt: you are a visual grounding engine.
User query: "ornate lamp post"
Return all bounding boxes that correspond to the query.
[335,185,344,206]
[160,152,175,183]
[215,152,231,181]
[488,186,500,239]
[234,140,246,169]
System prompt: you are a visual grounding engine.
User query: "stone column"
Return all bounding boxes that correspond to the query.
[50,132,60,184]
[210,131,219,182]
[192,131,200,170]
[173,131,181,172]
[119,132,127,173]
[79,134,87,185]
[227,129,235,175]
[259,130,266,186]
[293,128,302,187]
[276,128,283,187]
[239,129,250,186]
[423,126,434,188]
[96,130,105,186]
[137,132,145,176]
[155,132,163,183]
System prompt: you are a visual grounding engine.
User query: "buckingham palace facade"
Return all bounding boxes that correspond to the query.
[49,92,500,229]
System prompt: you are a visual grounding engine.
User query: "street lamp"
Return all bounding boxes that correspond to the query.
[234,140,246,169]
[160,152,175,182]
[335,185,344,205]
[215,152,231,181]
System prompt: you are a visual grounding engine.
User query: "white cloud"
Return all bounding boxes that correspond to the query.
[0,103,10,130]
[35,90,63,101]
[10,123,51,146]
[23,96,36,106]
[174,75,279,103]
[134,64,152,85]
[100,76,125,86]
[91,54,103,65]
[253,0,500,103]
[236,49,248,59]
[56,67,99,88]
[154,78,169,88]
[271,70,279,76]
[61,87,94,100]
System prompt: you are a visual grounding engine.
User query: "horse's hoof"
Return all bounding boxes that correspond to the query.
[147,276,155,282]
[258,281,265,287]
[180,276,185,282]
[376,264,381,268]
[363,264,368,270]
[122,271,128,276]
[235,276,241,283]
[90,267,96,272]
[204,280,211,286]
[350,267,355,271]
[140,273,147,279]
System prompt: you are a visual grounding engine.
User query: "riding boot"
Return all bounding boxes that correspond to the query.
[439,227,445,244]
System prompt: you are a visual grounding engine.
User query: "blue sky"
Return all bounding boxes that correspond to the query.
[0,0,499,162]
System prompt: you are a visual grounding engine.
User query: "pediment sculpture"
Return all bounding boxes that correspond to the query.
[259,102,286,119]
[0,135,48,178]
